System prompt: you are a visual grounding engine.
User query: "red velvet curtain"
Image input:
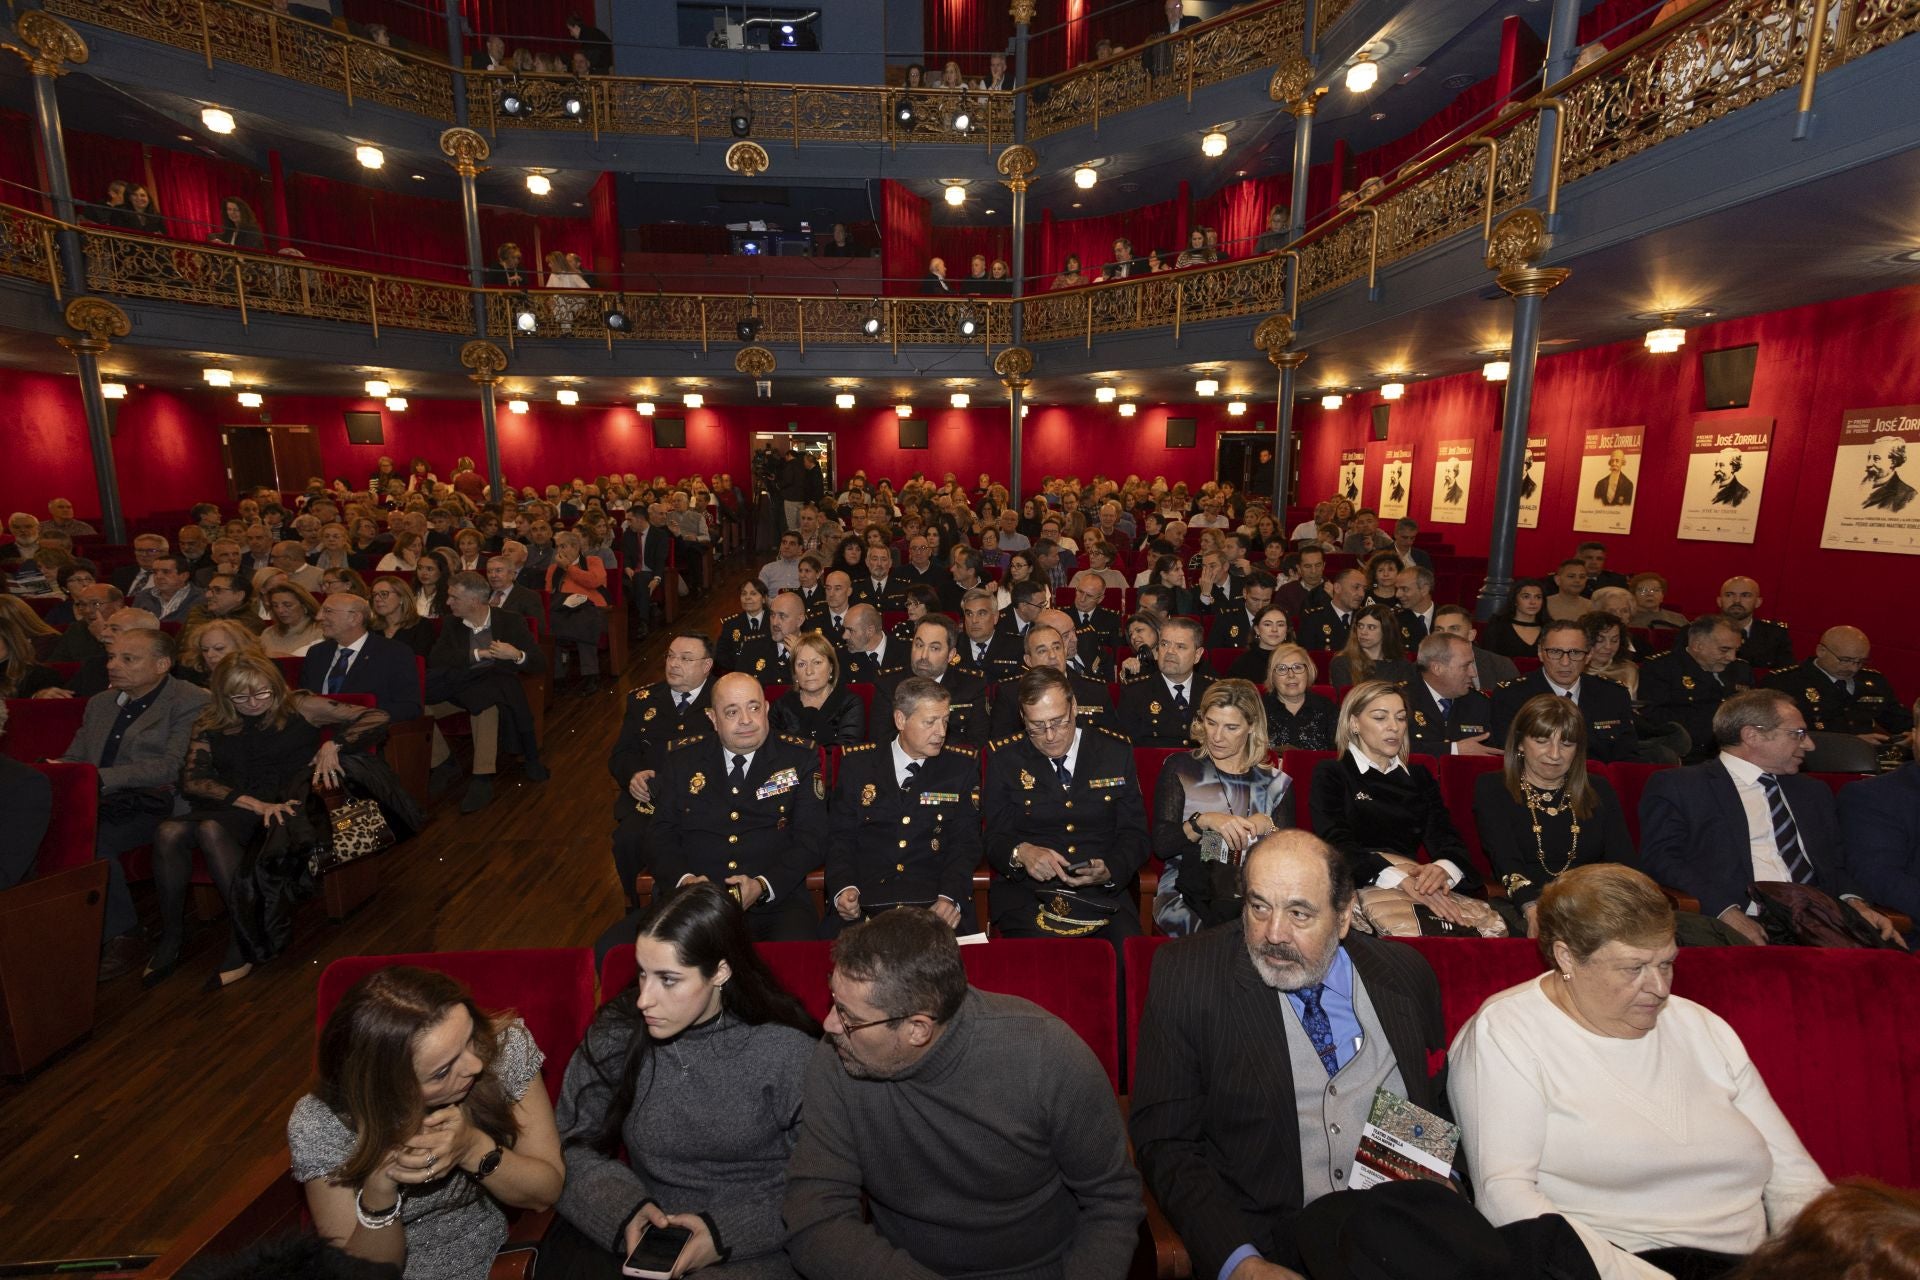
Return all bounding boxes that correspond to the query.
[340,0,443,54]
[930,226,1016,275]
[151,148,268,242]
[1579,0,1665,45]
[288,173,467,280]
[459,0,577,56]
[880,179,930,296]
[922,0,1011,74]
[1193,174,1291,258]
[1027,196,1182,284]
[65,136,145,219]
[476,206,597,277]
[588,171,620,276]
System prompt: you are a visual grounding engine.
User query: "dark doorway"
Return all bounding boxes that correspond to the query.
[221,425,324,499]
[1216,431,1285,502]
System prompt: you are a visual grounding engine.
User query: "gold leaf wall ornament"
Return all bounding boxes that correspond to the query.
[459,340,508,383]
[1268,49,1313,107]
[437,127,492,178]
[724,141,770,177]
[993,345,1034,389]
[735,345,776,376]
[1009,0,1038,26]
[1252,313,1294,355]
[1484,208,1549,274]
[996,145,1038,193]
[61,296,130,347]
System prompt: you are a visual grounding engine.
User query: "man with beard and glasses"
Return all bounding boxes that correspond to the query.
[1128,831,1458,1280]
[783,908,1141,1278]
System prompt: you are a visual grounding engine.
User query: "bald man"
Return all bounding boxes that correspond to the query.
[841,603,907,684]
[302,591,423,722]
[1764,625,1911,745]
[1714,576,1794,669]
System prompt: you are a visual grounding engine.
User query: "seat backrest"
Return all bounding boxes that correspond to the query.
[1513,655,1542,674]
[1802,732,1880,775]
[29,761,99,876]
[1805,770,1866,796]
[1279,749,1336,832]
[1435,755,1509,880]
[0,697,86,762]
[1133,746,1185,810]
[1207,648,1247,677]
[274,655,305,687]
[316,949,597,1100]
[1602,760,1672,845]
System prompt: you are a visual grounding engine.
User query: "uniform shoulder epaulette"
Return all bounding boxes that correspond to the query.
[944,743,979,757]
[632,685,652,700]
[668,734,704,750]
[842,741,879,753]
[1587,672,1624,691]
[1124,673,1152,684]
[1495,676,1524,690]
[989,732,1024,750]
[778,733,813,749]
[1096,725,1134,744]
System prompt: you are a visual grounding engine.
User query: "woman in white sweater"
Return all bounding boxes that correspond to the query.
[1449,864,1828,1280]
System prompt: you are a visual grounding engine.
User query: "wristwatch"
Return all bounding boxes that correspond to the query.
[471,1144,504,1181]
[1010,845,1025,871]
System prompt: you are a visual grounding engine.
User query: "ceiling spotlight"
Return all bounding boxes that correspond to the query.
[895,404,912,417]
[1195,377,1219,396]
[1482,360,1510,382]
[514,303,538,333]
[896,98,916,127]
[684,392,704,408]
[730,88,754,138]
[365,378,390,397]
[1227,400,1247,416]
[736,313,763,342]
[1095,386,1117,404]
[861,303,883,338]
[508,399,530,414]
[501,88,527,117]
[101,381,127,400]
[950,392,970,408]
[556,388,579,405]
[237,390,263,408]
[384,396,408,411]
[1073,166,1098,190]
[526,173,551,196]
[1346,56,1379,93]
[835,393,856,409]
[603,307,629,332]
[958,308,979,338]
[562,91,584,118]
[1118,402,1137,418]
[355,144,384,169]
[1321,393,1344,410]
[1645,326,1687,353]
[944,184,967,207]
[203,368,233,388]
[1201,130,1227,158]
[952,107,972,131]
[636,401,656,416]
[1381,381,1406,400]
[201,107,235,134]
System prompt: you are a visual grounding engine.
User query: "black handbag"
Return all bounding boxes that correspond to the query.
[1748,881,1899,948]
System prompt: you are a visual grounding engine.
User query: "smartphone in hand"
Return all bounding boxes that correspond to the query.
[621,1224,692,1279]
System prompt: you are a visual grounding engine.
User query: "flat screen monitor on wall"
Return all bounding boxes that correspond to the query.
[1165,417,1197,448]
[653,417,687,448]
[343,411,384,445]
[899,420,928,449]
[1701,344,1760,409]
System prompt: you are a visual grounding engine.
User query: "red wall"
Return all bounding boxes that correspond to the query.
[1296,283,1920,687]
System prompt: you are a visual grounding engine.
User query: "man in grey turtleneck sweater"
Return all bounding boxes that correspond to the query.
[783,910,1141,1280]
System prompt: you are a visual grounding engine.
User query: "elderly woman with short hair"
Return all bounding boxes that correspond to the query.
[1449,864,1830,1280]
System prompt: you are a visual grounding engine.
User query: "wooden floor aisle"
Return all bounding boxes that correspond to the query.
[0,560,755,1269]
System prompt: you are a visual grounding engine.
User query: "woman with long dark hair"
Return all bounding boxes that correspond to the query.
[292,966,564,1277]
[551,883,820,1277]
[212,196,264,251]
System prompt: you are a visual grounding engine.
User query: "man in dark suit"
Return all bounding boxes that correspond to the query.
[109,534,169,600]
[1403,634,1498,758]
[1273,548,1330,621]
[302,592,422,723]
[1640,615,1754,763]
[1575,542,1630,595]
[620,504,671,631]
[1840,724,1920,939]
[1298,569,1368,653]
[1641,689,1904,947]
[1715,576,1794,669]
[996,579,1048,645]
[840,605,908,686]
[1064,572,1124,648]
[808,570,856,650]
[482,557,543,626]
[852,545,905,611]
[1117,617,1213,747]
[1144,0,1200,77]
[1390,519,1433,570]
[869,616,990,748]
[984,668,1145,946]
[827,680,982,935]
[1391,564,1439,651]
[608,631,715,909]
[989,624,1113,738]
[957,588,1024,683]
[1764,625,1911,743]
[1490,619,1645,763]
[1431,606,1520,693]
[426,572,549,813]
[1130,830,1451,1280]
[895,534,951,599]
[919,256,953,296]
[1205,573,1275,651]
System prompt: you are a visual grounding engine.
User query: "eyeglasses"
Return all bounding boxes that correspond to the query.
[830,1002,913,1035]
[1271,663,1309,676]
[229,688,275,705]
[1816,644,1868,668]
[1023,712,1074,738]
[1541,648,1590,662]
[1768,727,1812,741]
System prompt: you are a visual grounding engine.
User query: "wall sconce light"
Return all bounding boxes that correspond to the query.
[508,399,530,414]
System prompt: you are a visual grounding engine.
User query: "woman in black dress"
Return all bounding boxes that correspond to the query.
[769,632,864,747]
[1311,680,1482,924]
[211,196,264,251]
[369,575,435,656]
[1363,550,1404,609]
[1261,643,1337,751]
[1227,605,1292,683]
[1473,692,1632,938]
[146,654,387,990]
[1480,579,1548,659]
[892,584,942,645]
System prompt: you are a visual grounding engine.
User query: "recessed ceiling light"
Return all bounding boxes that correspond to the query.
[101,382,128,399]
[984,208,997,215]
[355,145,384,169]
[1370,111,1388,122]
[411,173,426,181]
[508,399,530,414]
[1071,201,1082,209]
[201,107,235,134]
[203,367,233,387]
[365,378,390,397]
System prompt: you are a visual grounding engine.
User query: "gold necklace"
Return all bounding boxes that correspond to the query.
[1520,779,1580,877]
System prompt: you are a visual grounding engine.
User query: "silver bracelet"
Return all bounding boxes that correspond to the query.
[354,1186,404,1230]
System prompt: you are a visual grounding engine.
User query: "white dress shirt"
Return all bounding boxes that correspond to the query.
[1717,751,1798,900]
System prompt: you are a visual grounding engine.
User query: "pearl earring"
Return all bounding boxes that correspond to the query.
[1560,971,1572,981]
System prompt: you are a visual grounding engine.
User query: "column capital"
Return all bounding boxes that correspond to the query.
[438,127,492,179]
[1486,209,1570,298]
[3,13,88,77]
[1010,0,1038,26]
[725,141,771,178]
[1269,51,1326,116]
[994,345,1034,390]
[735,346,777,377]
[997,145,1038,194]
[57,296,129,355]
[460,340,508,384]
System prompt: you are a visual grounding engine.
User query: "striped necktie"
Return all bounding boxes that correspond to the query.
[1758,773,1816,884]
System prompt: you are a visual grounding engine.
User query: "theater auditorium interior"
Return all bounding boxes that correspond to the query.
[2,0,1920,1274]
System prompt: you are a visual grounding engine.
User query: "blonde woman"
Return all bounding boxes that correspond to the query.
[375,530,422,573]
[261,582,325,658]
[1261,643,1337,751]
[544,529,607,696]
[178,618,268,687]
[769,631,864,746]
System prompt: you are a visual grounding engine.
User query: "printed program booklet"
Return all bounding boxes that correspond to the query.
[1349,1088,1460,1188]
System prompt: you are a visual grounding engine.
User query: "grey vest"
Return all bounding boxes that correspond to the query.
[1283,973,1405,1203]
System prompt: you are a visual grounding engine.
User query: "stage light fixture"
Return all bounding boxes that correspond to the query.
[203,368,233,388]
[508,399,530,414]
[1227,400,1247,416]
[1321,393,1344,410]
[1381,381,1406,400]
[603,307,629,332]
[526,173,551,196]
[237,390,263,408]
[101,382,128,399]
[1095,386,1117,404]
[861,303,883,337]
[952,107,972,131]
[1195,377,1219,396]
[1346,56,1378,92]
[958,308,979,338]
[1645,326,1686,353]
[1201,130,1227,157]
[385,396,408,411]
[202,107,235,135]
[501,88,527,117]
[562,90,585,118]
[1118,402,1137,417]
[1483,360,1510,382]
[355,144,384,169]
[736,313,763,342]
[896,99,916,127]
[556,388,579,405]
[835,393,855,409]
[950,392,970,408]
[730,89,754,138]
[636,401,656,416]
[514,301,538,333]
[1074,166,1097,189]
[684,392,704,408]
[365,378,390,397]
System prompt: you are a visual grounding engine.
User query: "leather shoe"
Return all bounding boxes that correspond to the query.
[99,933,146,983]
[522,758,551,782]
[429,759,462,797]
[576,677,603,697]
[459,776,495,813]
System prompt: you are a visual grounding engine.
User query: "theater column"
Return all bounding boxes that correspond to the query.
[56,300,132,544]
[1010,0,1033,138]
[1255,315,1308,516]
[440,128,507,496]
[1478,210,1569,619]
[460,342,509,500]
[1269,50,1326,245]
[997,347,1034,500]
[999,143,1039,499]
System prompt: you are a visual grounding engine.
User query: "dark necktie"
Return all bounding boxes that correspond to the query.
[1298,984,1341,1076]
[324,647,353,695]
[728,753,748,791]
[1170,683,1188,716]
[1758,774,1816,883]
[903,760,921,792]
[976,641,989,663]
[1053,757,1072,789]
[676,692,690,713]
[1437,696,1453,719]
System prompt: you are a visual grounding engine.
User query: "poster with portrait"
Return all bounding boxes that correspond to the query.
[1429,440,1473,525]
[1338,449,1367,509]
[1377,447,1414,521]
[1820,405,1920,556]
[1676,418,1772,543]
[1516,436,1548,529]
[1572,427,1643,535]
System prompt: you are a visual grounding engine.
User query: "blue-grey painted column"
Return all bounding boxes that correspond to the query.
[1542,0,1583,85]
[445,0,471,124]
[441,128,506,497]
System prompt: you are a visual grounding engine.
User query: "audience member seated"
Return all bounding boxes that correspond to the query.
[426,572,549,814]
[1313,681,1487,925]
[1450,864,1831,1280]
[1763,625,1911,745]
[783,909,1141,1277]
[41,496,94,539]
[261,581,325,658]
[51,627,211,981]
[1403,633,1499,758]
[1274,547,1330,618]
[1733,1180,1920,1279]
[1206,570,1275,650]
[827,677,981,935]
[768,631,864,749]
[481,557,541,626]
[1716,576,1794,669]
[1629,572,1688,629]
[1263,644,1337,752]
[184,572,263,633]
[411,552,453,621]
[1360,550,1403,610]
[0,701,53,889]
[1298,568,1368,652]
[147,654,388,991]
[1640,615,1754,764]
[1130,830,1462,1280]
[1583,610,1642,698]
[1492,618,1650,765]
[1481,580,1548,658]
[984,667,1145,945]
[1838,711,1920,935]
[1544,559,1594,622]
[1117,616,1214,747]
[1641,689,1905,948]
[714,578,770,673]
[1116,612,1161,681]
[1328,604,1417,687]
[1475,693,1633,937]
[543,530,607,697]
[607,632,714,911]
[291,966,563,1275]
[870,616,990,748]
[0,606,62,697]
[176,617,266,688]
[1226,604,1292,684]
[1430,605,1521,692]
[302,592,424,723]
[369,576,436,657]
[128,553,204,624]
[1153,680,1294,936]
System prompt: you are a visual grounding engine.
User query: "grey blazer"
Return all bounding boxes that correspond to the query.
[57,676,211,793]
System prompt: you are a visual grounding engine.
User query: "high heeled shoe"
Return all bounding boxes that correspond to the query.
[201,963,254,993]
[141,941,182,989]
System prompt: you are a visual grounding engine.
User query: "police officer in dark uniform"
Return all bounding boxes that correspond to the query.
[1764,626,1913,741]
[1638,615,1753,763]
[840,604,909,685]
[853,545,907,611]
[733,588,809,687]
[646,671,826,941]
[608,631,715,907]
[713,578,771,673]
[988,622,1115,738]
[1401,633,1498,758]
[1036,607,1114,683]
[957,588,1025,683]
[1299,568,1369,653]
[1716,576,1795,669]
[807,569,857,650]
[1204,572,1277,650]
[1116,616,1214,747]
[869,615,991,747]
[825,678,982,936]
[1063,572,1124,648]
[1489,619,1645,764]
[984,668,1146,946]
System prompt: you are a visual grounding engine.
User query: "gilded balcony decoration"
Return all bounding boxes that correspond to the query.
[725,141,771,177]
[4,12,90,75]
[1314,0,1358,41]
[1021,254,1288,343]
[480,288,1009,348]
[0,204,58,288]
[735,346,777,376]
[1845,0,1920,57]
[997,145,1039,192]
[439,127,491,178]
[1026,0,1306,139]
[63,296,132,346]
[993,345,1035,388]
[459,341,508,382]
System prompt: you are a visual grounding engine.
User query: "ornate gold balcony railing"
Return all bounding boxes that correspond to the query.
[1024,0,1305,139]
[482,289,1011,349]
[1021,253,1288,344]
[0,203,61,296]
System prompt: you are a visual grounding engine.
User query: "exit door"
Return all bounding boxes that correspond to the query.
[1215,430,1287,502]
[221,425,325,499]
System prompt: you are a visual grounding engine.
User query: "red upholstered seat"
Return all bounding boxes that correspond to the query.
[1599,760,1671,846]
[0,697,86,762]
[1207,648,1246,677]
[1435,755,1511,881]
[0,762,107,1075]
[273,656,304,687]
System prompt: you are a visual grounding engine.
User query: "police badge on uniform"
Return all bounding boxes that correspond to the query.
[644,706,657,721]
[1150,702,1162,715]
[861,783,877,806]
[689,772,706,794]
[1682,676,1696,690]
[1020,769,1035,789]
